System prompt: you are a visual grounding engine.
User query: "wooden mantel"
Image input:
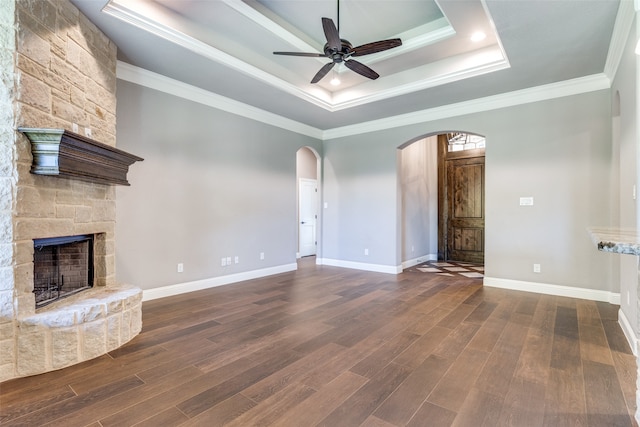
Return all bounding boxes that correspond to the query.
[18,128,143,186]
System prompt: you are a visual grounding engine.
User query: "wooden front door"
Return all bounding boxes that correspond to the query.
[438,135,485,263]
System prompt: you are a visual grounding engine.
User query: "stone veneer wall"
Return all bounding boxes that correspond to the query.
[0,0,141,381]
[0,0,18,383]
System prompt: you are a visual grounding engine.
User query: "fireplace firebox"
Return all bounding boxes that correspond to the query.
[33,235,94,308]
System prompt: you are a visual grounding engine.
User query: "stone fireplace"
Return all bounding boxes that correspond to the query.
[0,0,142,381]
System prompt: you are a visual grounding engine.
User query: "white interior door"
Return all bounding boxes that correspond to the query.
[299,178,317,257]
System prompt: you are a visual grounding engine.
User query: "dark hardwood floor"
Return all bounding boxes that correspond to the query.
[1,257,637,426]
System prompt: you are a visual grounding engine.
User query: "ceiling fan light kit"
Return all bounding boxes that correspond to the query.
[273,2,402,84]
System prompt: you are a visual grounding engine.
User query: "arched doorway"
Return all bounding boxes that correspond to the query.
[399,131,485,269]
[296,147,320,258]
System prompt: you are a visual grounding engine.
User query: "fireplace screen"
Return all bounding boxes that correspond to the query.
[33,235,94,308]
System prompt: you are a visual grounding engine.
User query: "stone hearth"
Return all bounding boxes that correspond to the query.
[16,284,141,375]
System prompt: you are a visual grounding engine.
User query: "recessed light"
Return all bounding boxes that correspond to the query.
[471,31,486,42]
[330,77,341,86]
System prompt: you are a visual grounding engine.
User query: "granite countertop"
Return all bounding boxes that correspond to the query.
[588,227,640,255]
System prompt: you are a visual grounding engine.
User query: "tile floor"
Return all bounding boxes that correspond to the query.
[409,260,484,279]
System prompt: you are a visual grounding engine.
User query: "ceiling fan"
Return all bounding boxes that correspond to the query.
[273,1,402,84]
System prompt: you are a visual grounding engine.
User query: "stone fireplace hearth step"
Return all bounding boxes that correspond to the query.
[13,284,142,378]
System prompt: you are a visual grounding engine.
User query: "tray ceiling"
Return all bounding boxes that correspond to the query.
[71,0,621,130]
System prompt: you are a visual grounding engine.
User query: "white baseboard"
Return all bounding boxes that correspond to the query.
[483,277,621,304]
[402,254,438,270]
[142,263,298,302]
[618,308,638,356]
[316,258,401,274]
[142,263,639,354]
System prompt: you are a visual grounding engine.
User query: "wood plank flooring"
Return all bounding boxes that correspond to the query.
[1,257,637,426]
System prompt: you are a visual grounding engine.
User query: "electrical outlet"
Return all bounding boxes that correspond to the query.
[221,257,226,267]
[364,248,369,256]
[260,252,265,260]
[177,263,184,273]
[226,257,231,266]
[72,123,79,133]
[235,256,239,264]
[84,127,92,138]
[533,263,541,273]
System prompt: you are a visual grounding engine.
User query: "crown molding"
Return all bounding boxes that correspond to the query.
[116,61,323,139]
[604,0,636,80]
[322,73,611,140]
[118,62,609,142]
[103,0,333,111]
[220,0,320,55]
[331,48,510,111]
[357,20,455,67]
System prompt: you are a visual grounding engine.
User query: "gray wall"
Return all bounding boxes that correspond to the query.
[611,15,638,335]
[399,136,438,263]
[115,81,322,289]
[115,72,616,297]
[322,135,400,266]
[322,90,613,292]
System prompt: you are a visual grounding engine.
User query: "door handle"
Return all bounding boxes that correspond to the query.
[301,221,306,224]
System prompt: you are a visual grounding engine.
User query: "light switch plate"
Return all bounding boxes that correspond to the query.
[519,197,534,206]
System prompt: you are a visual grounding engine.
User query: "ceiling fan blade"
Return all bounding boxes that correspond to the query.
[351,38,402,56]
[311,62,335,84]
[273,51,326,57]
[344,59,379,80]
[322,17,341,51]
